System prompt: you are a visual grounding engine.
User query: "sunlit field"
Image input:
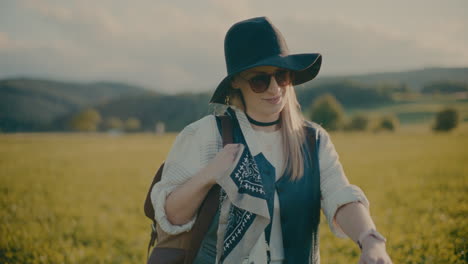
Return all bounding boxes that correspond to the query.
[1,126,467,263]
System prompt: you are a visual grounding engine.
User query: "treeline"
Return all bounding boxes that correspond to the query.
[307,93,460,132]
[295,80,402,108]
[66,108,143,132]
[52,93,212,132]
[60,80,397,133]
[421,81,468,94]
[95,92,212,132]
[1,78,466,133]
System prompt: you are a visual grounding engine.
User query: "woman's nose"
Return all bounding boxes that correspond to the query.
[267,75,281,94]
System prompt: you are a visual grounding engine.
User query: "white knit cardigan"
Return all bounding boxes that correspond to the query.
[150,107,370,262]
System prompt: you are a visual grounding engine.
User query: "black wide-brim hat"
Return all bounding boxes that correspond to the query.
[210,16,322,104]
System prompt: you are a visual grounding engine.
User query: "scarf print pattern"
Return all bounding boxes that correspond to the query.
[222,152,263,257]
[216,107,271,263]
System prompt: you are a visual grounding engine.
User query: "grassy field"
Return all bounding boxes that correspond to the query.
[0,126,467,263]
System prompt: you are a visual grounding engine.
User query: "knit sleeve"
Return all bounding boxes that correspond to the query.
[317,126,370,239]
[150,115,221,235]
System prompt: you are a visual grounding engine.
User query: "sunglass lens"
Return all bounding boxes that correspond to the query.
[246,70,291,93]
[249,74,270,93]
[275,70,290,86]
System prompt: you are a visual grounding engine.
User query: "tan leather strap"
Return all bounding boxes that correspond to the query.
[144,115,234,263]
[184,115,233,264]
[220,115,234,145]
[145,164,165,259]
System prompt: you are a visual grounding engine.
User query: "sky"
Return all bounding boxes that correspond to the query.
[1,0,467,94]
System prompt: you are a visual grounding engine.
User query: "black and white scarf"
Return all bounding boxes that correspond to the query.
[215,107,272,264]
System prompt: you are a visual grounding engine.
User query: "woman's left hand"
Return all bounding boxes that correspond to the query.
[358,236,392,264]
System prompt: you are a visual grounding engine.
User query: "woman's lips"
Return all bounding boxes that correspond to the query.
[264,95,282,104]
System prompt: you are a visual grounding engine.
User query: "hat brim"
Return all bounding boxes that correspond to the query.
[209,53,322,104]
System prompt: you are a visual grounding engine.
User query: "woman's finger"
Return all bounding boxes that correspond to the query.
[225,143,241,148]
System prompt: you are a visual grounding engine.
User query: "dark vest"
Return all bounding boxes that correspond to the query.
[194,116,322,264]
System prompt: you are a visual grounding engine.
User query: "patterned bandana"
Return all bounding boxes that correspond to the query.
[215,107,272,264]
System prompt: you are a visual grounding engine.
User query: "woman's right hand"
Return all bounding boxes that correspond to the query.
[205,143,243,185]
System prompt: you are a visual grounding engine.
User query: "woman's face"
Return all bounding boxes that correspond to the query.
[231,66,291,121]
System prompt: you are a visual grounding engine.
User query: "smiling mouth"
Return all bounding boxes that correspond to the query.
[263,95,282,104]
[263,95,281,101]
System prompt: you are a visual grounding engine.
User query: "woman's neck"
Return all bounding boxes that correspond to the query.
[251,123,280,132]
[245,110,281,132]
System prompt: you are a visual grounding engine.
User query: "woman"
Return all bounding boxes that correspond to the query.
[151,16,392,264]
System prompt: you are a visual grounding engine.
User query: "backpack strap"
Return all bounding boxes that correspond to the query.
[305,126,316,160]
[304,125,319,202]
[144,115,234,263]
[184,115,233,263]
[144,164,165,257]
[220,115,234,145]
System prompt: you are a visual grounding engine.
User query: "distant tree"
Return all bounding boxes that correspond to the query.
[69,108,102,132]
[296,80,394,109]
[125,117,141,132]
[375,114,399,132]
[396,83,411,93]
[433,108,459,131]
[105,117,123,130]
[308,94,345,131]
[344,113,370,131]
[155,121,166,134]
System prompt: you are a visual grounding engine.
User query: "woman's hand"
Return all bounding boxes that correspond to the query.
[358,237,392,264]
[165,143,243,225]
[205,143,243,185]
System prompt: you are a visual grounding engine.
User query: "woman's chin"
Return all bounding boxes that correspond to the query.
[263,104,285,118]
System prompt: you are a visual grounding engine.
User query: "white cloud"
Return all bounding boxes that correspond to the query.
[0,0,467,93]
[0,32,14,49]
[276,15,468,75]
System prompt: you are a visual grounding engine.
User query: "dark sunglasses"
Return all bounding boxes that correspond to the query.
[239,69,292,93]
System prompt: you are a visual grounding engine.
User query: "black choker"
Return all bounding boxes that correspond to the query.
[246,113,280,126]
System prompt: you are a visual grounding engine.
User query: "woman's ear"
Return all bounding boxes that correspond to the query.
[230,76,241,90]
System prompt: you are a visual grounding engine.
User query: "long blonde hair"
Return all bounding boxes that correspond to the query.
[226,82,307,181]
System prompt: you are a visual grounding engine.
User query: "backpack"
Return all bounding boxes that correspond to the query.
[143,115,233,264]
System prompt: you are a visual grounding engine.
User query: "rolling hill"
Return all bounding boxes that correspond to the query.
[0,78,149,131]
[1,67,467,132]
[306,67,468,91]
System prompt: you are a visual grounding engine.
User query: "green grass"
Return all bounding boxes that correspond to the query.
[318,129,468,263]
[1,129,467,263]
